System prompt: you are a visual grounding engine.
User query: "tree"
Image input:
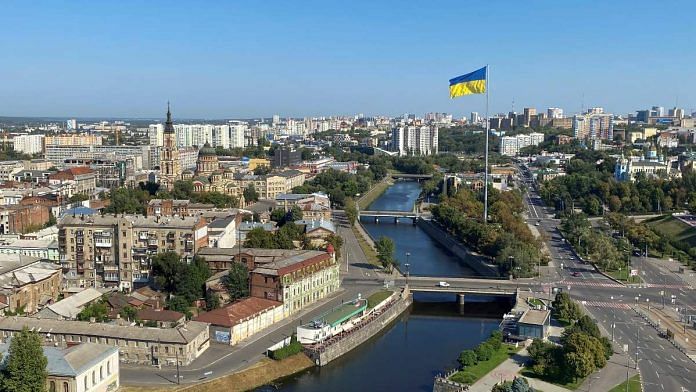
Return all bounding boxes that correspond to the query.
[563,332,607,380]
[511,377,532,392]
[225,263,249,301]
[76,301,109,322]
[152,251,183,293]
[167,296,192,318]
[104,187,151,214]
[244,227,278,248]
[244,184,260,203]
[69,193,89,203]
[45,212,57,227]
[474,342,493,362]
[458,349,477,368]
[552,292,582,322]
[119,305,138,322]
[375,236,397,272]
[0,327,48,392]
[344,197,358,227]
[205,291,220,311]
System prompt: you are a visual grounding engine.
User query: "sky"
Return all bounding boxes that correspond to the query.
[1,0,695,119]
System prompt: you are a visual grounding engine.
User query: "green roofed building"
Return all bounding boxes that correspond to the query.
[297,298,368,344]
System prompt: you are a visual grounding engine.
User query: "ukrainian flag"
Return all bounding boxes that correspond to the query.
[449,66,487,98]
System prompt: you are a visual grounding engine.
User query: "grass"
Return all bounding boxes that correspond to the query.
[528,298,545,307]
[646,215,696,247]
[352,225,381,267]
[519,369,584,390]
[367,290,392,309]
[357,178,392,210]
[608,374,641,392]
[449,344,522,385]
[605,269,643,284]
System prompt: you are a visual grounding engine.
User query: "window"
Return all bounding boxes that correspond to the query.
[100,365,103,380]
[63,382,69,392]
[92,370,96,385]
[84,377,88,390]
[50,381,56,392]
[107,360,111,375]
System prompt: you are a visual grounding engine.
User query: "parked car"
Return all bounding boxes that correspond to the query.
[438,281,451,287]
[571,272,581,277]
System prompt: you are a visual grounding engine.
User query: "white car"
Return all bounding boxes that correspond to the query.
[438,281,451,287]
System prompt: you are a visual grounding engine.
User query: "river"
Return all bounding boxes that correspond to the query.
[264,180,505,392]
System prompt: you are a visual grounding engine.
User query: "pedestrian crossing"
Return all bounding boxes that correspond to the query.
[558,280,623,288]
[645,283,693,290]
[580,300,632,310]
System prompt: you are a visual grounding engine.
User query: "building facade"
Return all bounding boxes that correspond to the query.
[391,125,439,156]
[159,105,182,191]
[0,257,62,315]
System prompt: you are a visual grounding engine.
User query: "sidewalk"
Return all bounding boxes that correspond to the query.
[467,347,571,392]
[639,304,696,358]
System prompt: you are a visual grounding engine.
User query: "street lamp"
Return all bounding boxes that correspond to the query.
[405,252,411,285]
[611,295,616,342]
[508,256,515,279]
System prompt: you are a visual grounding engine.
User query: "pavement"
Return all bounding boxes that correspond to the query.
[516,165,696,391]
[121,211,387,386]
[468,346,571,392]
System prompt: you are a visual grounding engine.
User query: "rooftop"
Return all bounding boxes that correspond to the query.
[0,342,117,377]
[518,309,550,326]
[39,288,104,319]
[194,297,282,327]
[321,299,367,327]
[0,317,208,344]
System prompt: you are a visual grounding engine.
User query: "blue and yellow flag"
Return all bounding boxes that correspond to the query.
[449,66,487,98]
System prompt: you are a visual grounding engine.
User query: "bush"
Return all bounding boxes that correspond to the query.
[269,336,303,360]
[458,349,477,368]
[474,342,494,362]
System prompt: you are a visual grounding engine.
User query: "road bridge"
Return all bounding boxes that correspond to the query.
[390,173,434,180]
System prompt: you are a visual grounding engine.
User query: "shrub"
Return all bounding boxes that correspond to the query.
[269,336,303,360]
[458,349,477,368]
[474,342,494,362]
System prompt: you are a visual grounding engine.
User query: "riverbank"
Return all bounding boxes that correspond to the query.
[357,177,393,210]
[121,354,314,392]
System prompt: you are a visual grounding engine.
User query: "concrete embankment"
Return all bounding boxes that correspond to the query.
[417,219,500,277]
[304,290,413,366]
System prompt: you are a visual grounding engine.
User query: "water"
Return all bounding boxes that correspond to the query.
[264,181,502,392]
[267,293,502,392]
[361,181,478,277]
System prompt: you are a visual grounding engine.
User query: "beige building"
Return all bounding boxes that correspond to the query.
[0,255,62,315]
[195,297,285,345]
[0,317,209,367]
[45,134,104,147]
[58,214,209,292]
[159,105,182,191]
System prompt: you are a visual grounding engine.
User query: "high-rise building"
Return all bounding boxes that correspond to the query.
[523,108,537,127]
[498,132,544,156]
[148,124,164,147]
[547,108,564,119]
[470,112,480,124]
[392,125,438,156]
[272,148,302,168]
[12,134,44,155]
[652,106,664,117]
[159,104,182,191]
[573,113,614,140]
[66,119,77,131]
[272,115,280,125]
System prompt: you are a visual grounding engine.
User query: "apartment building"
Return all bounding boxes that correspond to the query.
[0,255,62,315]
[48,167,97,195]
[13,134,45,155]
[499,132,545,156]
[146,199,214,217]
[232,170,305,200]
[573,112,614,140]
[45,134,104,147]
[58,214,209,291]
[391,125,439,156]
[45,145,152,170]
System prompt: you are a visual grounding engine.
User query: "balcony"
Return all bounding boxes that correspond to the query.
[95,240,112,248]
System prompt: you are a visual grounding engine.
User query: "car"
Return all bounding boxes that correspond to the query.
[571,272,581,277]
[535,221,540,226]
[437,281,451,287]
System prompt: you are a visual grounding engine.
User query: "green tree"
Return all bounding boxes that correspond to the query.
[76,301,109,322]
[45,212,57,227]
[0,327,48,392]
[511,377,532,392]
[225,262,250,301]
[119,305,138,322]
[69,193,89,203]
[205,291,220,311]
[105,187,151,214]
[458,349,477,368]
[344,197,358,227]
[244,227,278,248]
[375,236,397,272]
[167,296,192,318]
[552,292,582,322]
[152,251,184,293]
[474,342,493,362]
[244,184,260,203]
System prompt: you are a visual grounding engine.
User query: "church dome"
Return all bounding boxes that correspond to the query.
[199,142,216,157]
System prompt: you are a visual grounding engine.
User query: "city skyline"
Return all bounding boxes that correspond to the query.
[2,0,696,118]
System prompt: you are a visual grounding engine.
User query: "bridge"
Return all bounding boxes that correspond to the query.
[390,173,434,180]
[358,210,422,222]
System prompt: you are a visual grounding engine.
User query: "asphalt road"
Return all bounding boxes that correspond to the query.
[518,167,696,391]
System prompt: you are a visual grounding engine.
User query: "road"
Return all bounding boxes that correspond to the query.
[121,211,389,386]
[518,164,696,391]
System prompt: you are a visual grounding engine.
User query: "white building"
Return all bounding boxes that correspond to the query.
[148,124,164,147]
[392,125,439,156]
[13,134,45,155]
[67,119,78,131]
[499,132,545,156]
[573,113,614,141]
[547,107,564,119]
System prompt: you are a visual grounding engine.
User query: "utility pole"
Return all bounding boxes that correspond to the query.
[176,350,180,384]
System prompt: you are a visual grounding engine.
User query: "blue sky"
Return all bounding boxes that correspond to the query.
[1,0,694,118]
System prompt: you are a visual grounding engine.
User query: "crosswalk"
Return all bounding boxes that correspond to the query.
[558,280,623,288]
[580,300,632,310]
[645,283,693,289]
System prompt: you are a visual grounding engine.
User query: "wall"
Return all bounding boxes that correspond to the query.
[305,294,412,366]
[417,219,499,277]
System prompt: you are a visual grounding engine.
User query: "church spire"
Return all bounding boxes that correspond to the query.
[164,102,174,134]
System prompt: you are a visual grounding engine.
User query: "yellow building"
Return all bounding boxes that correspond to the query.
[248,158,271,171]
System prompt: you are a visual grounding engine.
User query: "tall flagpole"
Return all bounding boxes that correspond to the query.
[483,64,490,223]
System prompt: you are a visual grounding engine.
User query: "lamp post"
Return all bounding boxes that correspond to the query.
[508,256,515,279]
[611,295,616,342]
[404,263,410,286]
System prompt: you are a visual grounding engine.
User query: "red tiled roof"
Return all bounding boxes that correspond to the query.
[194,297,282,327]
[49,166,94,180]
[137,308,185,322]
